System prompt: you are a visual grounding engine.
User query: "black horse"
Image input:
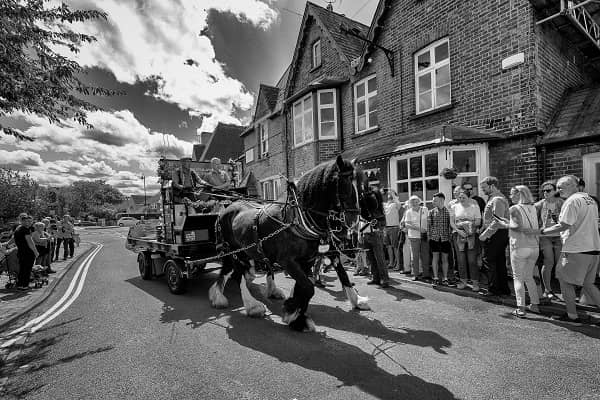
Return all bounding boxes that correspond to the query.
[209,156,362,331]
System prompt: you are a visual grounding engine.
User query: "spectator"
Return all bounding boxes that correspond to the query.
[32,222,49,268]
[42,218,55,270]
[399,201,412,274]
[361,188,389,288]
[542,175,600,322]
[462,182,486,213]
[577,178,600,211]
[353,220,370,277]
[401,195,430,281]
[535,181,564,300]
[428,193,452,286]
[496,185,541,317]
[382,189,403,271]
[447,186,463,281]
[450,189,482,291]
[479,176,511,297]
[13,213,38,290]
[56,215,74,260]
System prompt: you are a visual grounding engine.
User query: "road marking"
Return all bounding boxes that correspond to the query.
[1,243,103,348]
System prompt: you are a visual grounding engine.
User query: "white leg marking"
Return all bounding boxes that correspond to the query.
[344,286,371,310]
[209,270,232,309]
[266,275,286,299]
[247,261,257,282]
[240,273,267,318]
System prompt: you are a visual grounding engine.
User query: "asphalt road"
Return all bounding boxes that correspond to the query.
[1,227,599,400]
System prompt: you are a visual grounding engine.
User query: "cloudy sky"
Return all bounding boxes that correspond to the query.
[0,0,377,196]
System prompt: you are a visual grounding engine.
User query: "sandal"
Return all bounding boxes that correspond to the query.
[512,309,527,318]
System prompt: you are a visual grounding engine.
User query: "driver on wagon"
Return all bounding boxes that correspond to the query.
[171,157,209,203]
[202,157,232,190]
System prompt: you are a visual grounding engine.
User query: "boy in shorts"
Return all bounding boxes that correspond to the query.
[428,193,453,286]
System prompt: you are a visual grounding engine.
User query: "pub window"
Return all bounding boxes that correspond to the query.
[415,38,451,114]
[354,75,378,133]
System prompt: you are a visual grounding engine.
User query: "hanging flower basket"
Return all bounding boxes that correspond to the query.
[440,167,458,180]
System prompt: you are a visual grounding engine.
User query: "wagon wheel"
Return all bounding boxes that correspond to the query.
[137,252,152,280]
[165,259,187,294]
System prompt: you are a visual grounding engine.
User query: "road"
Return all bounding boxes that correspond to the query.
[1,227,599,400]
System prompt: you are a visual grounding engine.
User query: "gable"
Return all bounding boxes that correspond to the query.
[254,84,279,122]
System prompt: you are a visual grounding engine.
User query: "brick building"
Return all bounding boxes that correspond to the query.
[242,1,600,203]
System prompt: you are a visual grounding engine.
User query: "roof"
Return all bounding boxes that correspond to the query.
[253,84,279,122]
[543,85,600,144]
[202,122,246,162]
[342,124,505,163]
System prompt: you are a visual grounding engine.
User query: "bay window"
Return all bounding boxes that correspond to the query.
[317,89,337,139]
[293,94,313,147]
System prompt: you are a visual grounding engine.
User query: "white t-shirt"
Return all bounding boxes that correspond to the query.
[402,207,428,239]
[450,202,481,222]
[559,192,600,253]
[384,201,402,227]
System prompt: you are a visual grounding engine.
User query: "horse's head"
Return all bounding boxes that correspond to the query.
[353,167,385,224]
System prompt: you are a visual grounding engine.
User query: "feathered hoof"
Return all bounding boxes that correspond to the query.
[355,296,371,311]
[209,283,229,309]
[288,314,316,332]
[269,287,286,300]
[245,302,267,318]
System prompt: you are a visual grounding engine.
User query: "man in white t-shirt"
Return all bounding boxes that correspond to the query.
[540,175,600,323]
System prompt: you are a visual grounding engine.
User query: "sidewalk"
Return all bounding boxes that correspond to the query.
[384,269,600,320]
[0,243,93,331]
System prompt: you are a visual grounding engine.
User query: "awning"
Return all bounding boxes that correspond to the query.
[542,85,600,145]
[342,124,505,163]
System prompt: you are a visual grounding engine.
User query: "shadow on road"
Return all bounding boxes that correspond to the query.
[500,312,600,340]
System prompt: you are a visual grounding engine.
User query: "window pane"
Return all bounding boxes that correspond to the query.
[397,159,408,180]
[436,84,451,106]
[435,41,449,63]
[417,51,430,70]
[294,102,302,116]
[410,156,423,178]
[436,64,450,87]
[358,115,366,132]
[304,96,312,109]
[356,82,365,98]
[294,119,302,144]
[368,96,378,112]
[425,179,439,202]
[410,181,423,200]
[304,111,313,140]
[397,182,409,202]
[424,153,438,177]
[418,74,431,92]
[453,150,477,173]
[357,100,366,116]
[319,91,333,105]
[321,121,335,137]
[367,77,377,93]
[368,110,378,128]
[321,108,334,122]
[419,93,432,111]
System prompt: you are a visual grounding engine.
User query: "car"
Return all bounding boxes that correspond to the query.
[73,219,82,226]
[117,217,139,227]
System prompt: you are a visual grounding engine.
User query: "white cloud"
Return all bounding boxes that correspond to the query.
[0,149,43,167]
[59,0,279,131]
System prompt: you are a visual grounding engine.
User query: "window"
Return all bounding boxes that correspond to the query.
[258,123,268,158]
[451,149,481,196]
[354,75,378,133]
[317,89,337,139]
[415,38,451,114]
[293,94,314,147]
[261,177,281,200]
[312,40,321,69]
[394,152,439,205]
[245,148,254,163]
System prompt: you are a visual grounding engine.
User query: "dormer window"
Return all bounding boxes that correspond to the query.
[312,40,321,69]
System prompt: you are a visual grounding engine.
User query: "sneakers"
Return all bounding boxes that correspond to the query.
[471,282,480,292]
[431,278,440,287]
[456,281,467,290]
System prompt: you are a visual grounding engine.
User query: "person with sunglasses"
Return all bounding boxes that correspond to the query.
[534,181,564,300]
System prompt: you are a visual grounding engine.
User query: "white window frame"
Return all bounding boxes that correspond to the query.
[260,175,281,201]
[317,89,337,139]
[258,122,268,158]
[312,40,321,69]
[353,75,378,134]
[414,38,451,114]
[245,148,254,163]
[583,152,600,200]
[391,150,440,206]
[292,93,314,147]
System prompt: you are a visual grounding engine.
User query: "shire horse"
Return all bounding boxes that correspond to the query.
[209,155,369,332]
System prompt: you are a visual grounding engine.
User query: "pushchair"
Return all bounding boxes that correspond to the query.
[0,246,49,289]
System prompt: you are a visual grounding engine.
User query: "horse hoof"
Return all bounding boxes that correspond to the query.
[269,287,286,300]
[355,296,371,311]
[304,317,316,332]
[282,309,300,324]
[246,302,267,318]
[209,284,229,309]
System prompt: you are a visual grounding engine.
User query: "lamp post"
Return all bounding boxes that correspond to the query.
[140,174,147,206]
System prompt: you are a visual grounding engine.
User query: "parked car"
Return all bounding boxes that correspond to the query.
[117,217,139,227]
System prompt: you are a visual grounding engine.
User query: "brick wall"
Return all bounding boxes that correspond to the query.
[544,142,600,183]
[488,136,539,196]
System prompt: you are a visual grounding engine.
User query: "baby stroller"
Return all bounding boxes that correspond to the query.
[0,246,49,289]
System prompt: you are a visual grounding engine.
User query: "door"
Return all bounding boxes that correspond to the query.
[583,152,600,200]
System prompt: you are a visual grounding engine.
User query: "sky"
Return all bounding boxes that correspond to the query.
[0,0,378,196]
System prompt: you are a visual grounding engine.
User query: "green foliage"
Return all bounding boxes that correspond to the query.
[0,0,121,140]
[0,168,39,222]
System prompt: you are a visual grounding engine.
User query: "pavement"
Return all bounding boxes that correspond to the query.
[0,242,94,331]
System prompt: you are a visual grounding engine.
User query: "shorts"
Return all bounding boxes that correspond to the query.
[383,226,400,247]
[556,252,600,286]
[429,240,452,254]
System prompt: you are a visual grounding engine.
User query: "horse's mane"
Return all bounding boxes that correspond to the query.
[295,156,352,212]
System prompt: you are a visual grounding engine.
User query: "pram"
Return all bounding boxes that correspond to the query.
[0,246,49,289]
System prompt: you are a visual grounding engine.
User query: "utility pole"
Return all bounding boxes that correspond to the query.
[141,174,147,206]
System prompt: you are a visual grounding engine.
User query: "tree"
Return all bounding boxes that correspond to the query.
[0,168,39,222]
[0,0,120,140]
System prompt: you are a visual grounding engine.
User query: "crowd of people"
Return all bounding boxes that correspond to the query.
[354,174,600,322]
[1,213,80,291]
